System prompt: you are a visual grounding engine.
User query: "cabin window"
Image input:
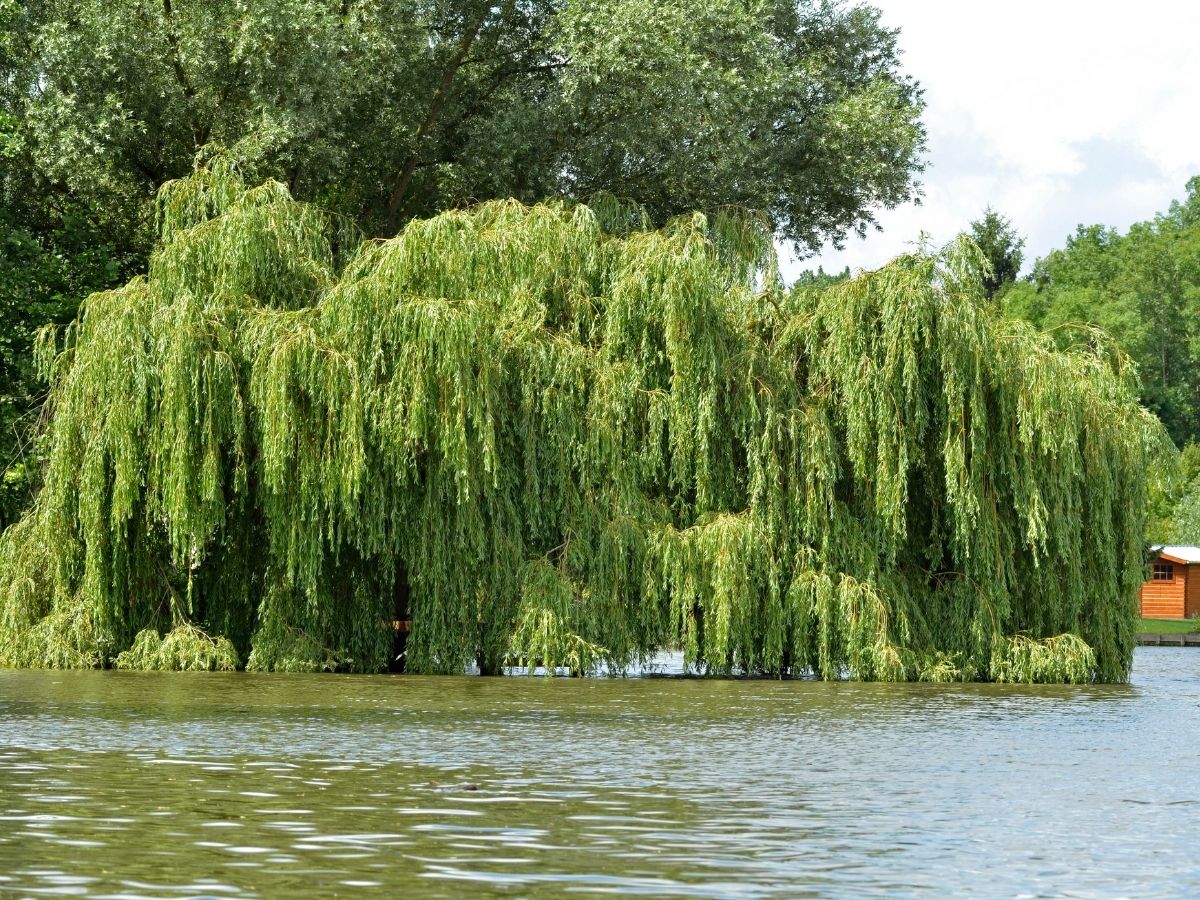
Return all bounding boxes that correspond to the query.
[1153,562,1175,581]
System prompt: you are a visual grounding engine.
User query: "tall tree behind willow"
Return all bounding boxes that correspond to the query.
[0,166,1162,683]
[4,0,925,252]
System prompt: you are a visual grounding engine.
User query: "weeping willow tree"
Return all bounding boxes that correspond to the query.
[0,162,1165,682]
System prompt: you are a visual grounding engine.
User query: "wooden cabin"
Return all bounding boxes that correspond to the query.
[1139,546,1200,620]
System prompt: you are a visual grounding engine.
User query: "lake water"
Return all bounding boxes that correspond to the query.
[0,648,1197,897]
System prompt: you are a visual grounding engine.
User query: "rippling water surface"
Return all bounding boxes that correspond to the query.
[0,648,1197,897]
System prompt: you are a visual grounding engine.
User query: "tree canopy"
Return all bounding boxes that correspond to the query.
[969,207,1025,302]
[1005,178,1200,448]
[2,0,926,253]
[0,0,926,529]
[0,166,1161,682]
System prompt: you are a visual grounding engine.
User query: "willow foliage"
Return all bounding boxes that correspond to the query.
[0,165,1162,682]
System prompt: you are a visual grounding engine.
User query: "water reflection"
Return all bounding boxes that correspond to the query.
[0,649,1196,897]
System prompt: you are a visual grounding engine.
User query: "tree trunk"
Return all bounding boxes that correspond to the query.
[384,13,486,233]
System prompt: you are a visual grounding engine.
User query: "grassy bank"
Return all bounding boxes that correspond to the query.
[1139,618,1200,634]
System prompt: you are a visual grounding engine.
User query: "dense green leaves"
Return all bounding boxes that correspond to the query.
[0,168,1159,682]
[0,211,130,527]
[0,0,926,533]
[1005,179,1200,447]
[1001,179,1200,544]
[969,208,1025,302]
[4,0,925,252]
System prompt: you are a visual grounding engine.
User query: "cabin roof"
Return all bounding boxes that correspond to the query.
[1151,545,1200,564]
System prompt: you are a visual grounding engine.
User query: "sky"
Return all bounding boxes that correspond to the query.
[786,0,1200,280]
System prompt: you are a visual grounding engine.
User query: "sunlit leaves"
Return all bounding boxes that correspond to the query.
[0,168,1159,683]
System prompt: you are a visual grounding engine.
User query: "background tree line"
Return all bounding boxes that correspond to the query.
[794,186,1200,545]
[975,181,1200,543]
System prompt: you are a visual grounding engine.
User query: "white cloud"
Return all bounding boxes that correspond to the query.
[785,0,1200,280]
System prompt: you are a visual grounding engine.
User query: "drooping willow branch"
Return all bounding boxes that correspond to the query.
[0,161,1165,682]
